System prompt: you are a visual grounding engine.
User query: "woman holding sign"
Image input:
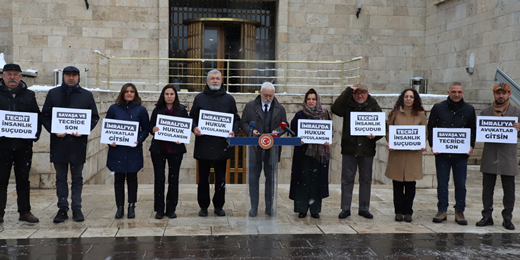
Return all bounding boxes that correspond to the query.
[149,85,189,219]
[385,88,427,223]
[289,88,330,219]
[106,83,150,219]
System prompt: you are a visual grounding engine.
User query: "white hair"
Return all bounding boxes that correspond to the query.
[207,69,222,81]
[260,82,275,92]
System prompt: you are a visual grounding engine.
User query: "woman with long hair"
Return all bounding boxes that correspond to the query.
[149,85,188,219]
[106,83,149,219]
[385,88,427,223]
[289,88,331,219]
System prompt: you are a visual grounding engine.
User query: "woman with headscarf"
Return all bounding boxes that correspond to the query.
[289,88,331,219]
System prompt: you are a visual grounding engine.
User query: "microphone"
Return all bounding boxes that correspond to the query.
[279,122,296,137]
[248,121,255,137]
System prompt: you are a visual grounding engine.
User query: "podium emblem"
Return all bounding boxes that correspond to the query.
[258,134,274,149]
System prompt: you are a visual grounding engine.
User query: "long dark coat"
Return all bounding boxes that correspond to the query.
[42,85,99,163]
[149,104,188,154]
[0,79,42,150]
[480,105,520,176]
[289,110,330,200]
[190,84,240,161]
[105,102,149,173]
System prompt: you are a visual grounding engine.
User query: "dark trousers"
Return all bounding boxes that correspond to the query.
[248,147,275,210]
[435,155,467,212]
[482,173,515,221]
[197,159,227,210]
[294,158,322,214]
[392,180,416,215]
[341,155,373,212]
[114,172,138,207]
[54,163,84,211]
[151,151,183,213]
[0,148,32,216]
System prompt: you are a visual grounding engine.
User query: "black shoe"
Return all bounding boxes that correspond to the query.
[265,208,273,217]
[395,214,404,222]
[339,210,351,219]
[0,217,3,223]
[167,212,177,219]
[115,207,124,219]
[214,208,226,217]
[358,211,374,219]
[298,212,307,218]
[476,217,494,227]
[248,208,258,217]
[503,220,515,230]
[199,208,208,217]
[311,213,320,219]
[155,211,164,219]
[127,203,135,219]
[53,209,68,223]
[72,209,84,222]
[404,215,412,223]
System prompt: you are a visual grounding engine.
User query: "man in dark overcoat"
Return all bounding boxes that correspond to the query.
[42,66,99,223]
[190,69,240,217]
[240,82,287,217]
[0,64,41,223]
[476,83,520,230]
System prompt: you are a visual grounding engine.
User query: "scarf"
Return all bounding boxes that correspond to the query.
[60,82,80,107]
[446,96,464,113]
[492,99,510,116]
[302,93,330,164]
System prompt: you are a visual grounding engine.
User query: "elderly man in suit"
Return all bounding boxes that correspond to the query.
[240,82,288,217]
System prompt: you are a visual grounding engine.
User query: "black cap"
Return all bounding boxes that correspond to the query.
[3,63,22,72]
[63,66,80,74]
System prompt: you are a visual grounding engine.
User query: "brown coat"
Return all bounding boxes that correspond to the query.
[385,107,427,182]
[479,105,520,176]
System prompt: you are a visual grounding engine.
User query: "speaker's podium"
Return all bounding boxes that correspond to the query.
[229,134,300,234]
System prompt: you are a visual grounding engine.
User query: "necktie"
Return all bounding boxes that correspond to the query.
[264,104,268,112]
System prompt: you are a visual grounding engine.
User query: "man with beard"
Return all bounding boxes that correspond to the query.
[0,64,41,223]
[240,82,287,217]
[190,70,240,217]
[42,66,99,223]
[476,83,520,230]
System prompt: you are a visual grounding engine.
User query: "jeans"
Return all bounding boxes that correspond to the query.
[435,155,467,212]
[197,159,227,210]
[0,148,33,216]
[54,163,84,211]
[248,147,275,210]
[151,151,183,213]
[341,155,374,212]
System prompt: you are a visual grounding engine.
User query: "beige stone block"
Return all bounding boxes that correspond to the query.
[288,13,306,28]
[369,16,389,29]
[116,0,139,7]
[287,43,302,55]
[66,4,92,20]
[93,6,110,20]
[378,6,394,16]
[318,4,336,14]
[40,172,56,189]
[63,36,93,49]
[97,27,113,38]
[13,34,28,47]
[18,3,48,18]
[368,57,386,70]
[307,14,329,28]
[19,47,44,62]
[109,7,130,21]
[310,34,324,44]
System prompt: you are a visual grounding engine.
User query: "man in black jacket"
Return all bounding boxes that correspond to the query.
[0,64,41,223]
[42,66,99,223]
[190,70,240,217]
[428,82,476,225]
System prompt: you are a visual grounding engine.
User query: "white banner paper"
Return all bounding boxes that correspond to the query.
[388,125,426,150]
[476,116,518,144]
[154,115,193,144]
[198,109,234,138]
[297,119,333,144]
[350,112,386,136]
[0,110,38,139]
[51,107,92,135]
[100,118,139,147]
[432,128,471,154]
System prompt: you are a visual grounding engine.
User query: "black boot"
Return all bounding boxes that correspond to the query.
[128,203,135,219]
[115,206,124,219]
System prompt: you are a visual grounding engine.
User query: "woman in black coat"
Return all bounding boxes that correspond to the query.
[149,85,188,219]
[106,83,149,219]
[289,88,331,219]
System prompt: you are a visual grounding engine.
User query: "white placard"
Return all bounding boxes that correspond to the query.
[198,109,234,138]
[432,128,471,154]
[0,110,38,139]
[297,119,333,144]
[51,107,92,135]
[350,112,386,136]
[154,115,193,144]
[476,116,518,144]
[100,118,139,147]
[388,125,426,150]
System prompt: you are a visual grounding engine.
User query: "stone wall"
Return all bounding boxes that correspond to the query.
[0,0,13,63]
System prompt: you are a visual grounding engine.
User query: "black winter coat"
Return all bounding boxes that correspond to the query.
[331,87,383,157]
[0,79,42,150]
[42,85,99,163]
[190,85,240,161]
[149,104,189,154]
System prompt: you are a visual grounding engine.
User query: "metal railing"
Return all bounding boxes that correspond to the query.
[94,51,362,94]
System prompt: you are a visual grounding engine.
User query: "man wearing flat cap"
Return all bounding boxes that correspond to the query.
[476,83,520,230]
[0,64,41,223]
[42,66,99,223]
[331,82,383,219]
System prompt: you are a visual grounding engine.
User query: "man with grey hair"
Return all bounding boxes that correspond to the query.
[190,69,240,217]
[240,82,288,217]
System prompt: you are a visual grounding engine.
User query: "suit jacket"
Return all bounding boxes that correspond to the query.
[240,95,288,137]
